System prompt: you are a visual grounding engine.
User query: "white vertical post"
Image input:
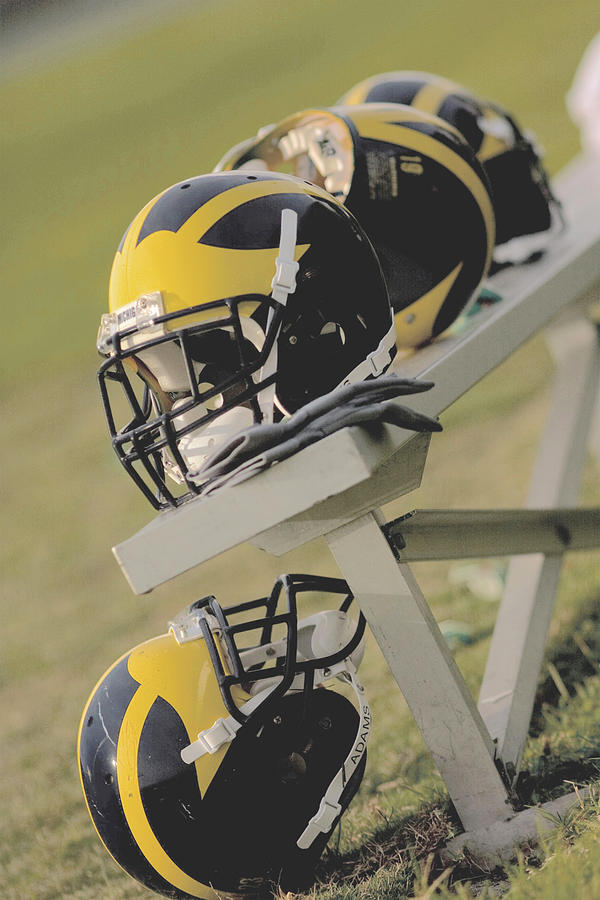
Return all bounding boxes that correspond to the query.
[327,511,511,832]
[478,316,600,775]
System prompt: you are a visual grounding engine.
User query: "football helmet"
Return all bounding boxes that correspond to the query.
[339,71,564,265]
[215,103,495,347]
[78,574,369,897]
[98,171,396,509]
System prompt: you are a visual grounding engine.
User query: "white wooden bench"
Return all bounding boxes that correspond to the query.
[112,152,600,864]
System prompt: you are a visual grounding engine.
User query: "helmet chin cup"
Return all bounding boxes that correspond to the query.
[298,609,366,671]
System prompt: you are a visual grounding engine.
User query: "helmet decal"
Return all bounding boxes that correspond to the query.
[117,689,213,897]
[135,173,255,247]
[395,261,463,346]
[198,192,314,249]
[137,697,211,881]
[410,77,461,116]
[77,655,194,897]
[117,684,213,897]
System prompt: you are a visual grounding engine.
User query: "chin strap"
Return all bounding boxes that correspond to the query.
[258,208,299,424]
[296,661,370,849]
[180,656,371,850]
[339,319,397,386]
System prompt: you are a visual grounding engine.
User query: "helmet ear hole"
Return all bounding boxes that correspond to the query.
[320,321,346,345]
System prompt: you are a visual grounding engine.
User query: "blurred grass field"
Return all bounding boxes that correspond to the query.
[1,1,599,897]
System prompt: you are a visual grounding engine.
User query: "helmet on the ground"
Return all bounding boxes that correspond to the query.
[78,574,369,898]
[98,171,396,508]
[215,103,495,347]
[339,71,564,265]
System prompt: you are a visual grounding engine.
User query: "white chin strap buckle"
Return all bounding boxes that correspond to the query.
[296,798,342,849]
[180,683,279,765]
[271,256,299,304]
[270,208,299,306]
[340,320,396,386]
[180,716,240,764]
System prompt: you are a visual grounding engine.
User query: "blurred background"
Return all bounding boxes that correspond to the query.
[1,1,599,897]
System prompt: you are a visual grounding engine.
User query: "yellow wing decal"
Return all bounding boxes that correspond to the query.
[394,262,463,347]
[110,178,318,314]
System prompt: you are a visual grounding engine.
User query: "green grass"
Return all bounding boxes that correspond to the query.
[1,1,599,898]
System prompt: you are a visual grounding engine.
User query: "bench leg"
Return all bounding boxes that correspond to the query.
[478,316,600,777]
[327,511,511,832]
